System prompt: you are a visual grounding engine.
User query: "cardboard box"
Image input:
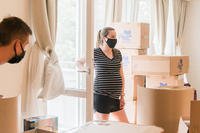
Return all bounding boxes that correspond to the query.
[111,23,149,49]
[146,75,184,88]
[124,74,145,100]
[132,55,189,76]
[133,75,145,100]
[121,49,147,75]
[0,96,20,133]
[120,49,147,55]
[189,100,200,133]
[137,86,194,133]
[24,116,58,132]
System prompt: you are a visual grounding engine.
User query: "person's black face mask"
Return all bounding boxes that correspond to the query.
[106,38,117,48]
[8,43,25,64]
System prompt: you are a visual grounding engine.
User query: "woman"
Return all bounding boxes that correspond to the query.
[94,27,128,123]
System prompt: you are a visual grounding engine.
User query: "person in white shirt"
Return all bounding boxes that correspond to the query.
[0,16,32,133]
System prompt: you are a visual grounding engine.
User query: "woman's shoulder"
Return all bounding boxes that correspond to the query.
[94,47,100,52]
[113,48,121,54]
[94,48,101,56]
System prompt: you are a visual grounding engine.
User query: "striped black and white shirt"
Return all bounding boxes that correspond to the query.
[94,47,122,99]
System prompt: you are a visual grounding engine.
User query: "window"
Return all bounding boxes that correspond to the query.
[47,0,151,131]
[55,0,86,89]
[47,96,85,131]
[47,0,87,131]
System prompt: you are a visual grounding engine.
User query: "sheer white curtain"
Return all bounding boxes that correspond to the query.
[151,0,169,55]
[156,0,190,55]
[130,0,139,22]
[121,0,139,23]
[21,0,64,117]
[104,0,123,25]
[172,0,190,55]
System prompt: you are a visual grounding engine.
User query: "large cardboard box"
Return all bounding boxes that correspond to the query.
[121,49,147,75]
[112,23,149,49]
[0,96,20,133]
[146,75,184,88]
[137,86,194,133]
[132,55,189,76]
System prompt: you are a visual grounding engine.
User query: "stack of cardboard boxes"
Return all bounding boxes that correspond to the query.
[132,55,190,89]
[111,23,149,122]
[112,22,194,127]
[132,55,190,88]
[132,55,195,132]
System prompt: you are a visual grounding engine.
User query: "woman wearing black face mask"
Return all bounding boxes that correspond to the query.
[93,27,128,123]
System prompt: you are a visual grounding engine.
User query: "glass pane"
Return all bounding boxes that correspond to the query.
[56,0,86,89]
[47,95,86,132]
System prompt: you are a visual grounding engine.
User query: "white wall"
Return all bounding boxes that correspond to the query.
[182,0,200,97]
[0,0,30,98]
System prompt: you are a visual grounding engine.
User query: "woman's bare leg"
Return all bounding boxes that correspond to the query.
[94,112,109,121]
[111,109,129,123]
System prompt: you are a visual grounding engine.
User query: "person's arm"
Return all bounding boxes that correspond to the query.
[120,64,125,97]
[119,64,125,109]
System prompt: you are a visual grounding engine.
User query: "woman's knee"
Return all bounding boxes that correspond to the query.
[95,112,109,120]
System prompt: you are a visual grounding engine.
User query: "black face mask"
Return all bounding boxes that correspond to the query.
[8,43,25,64]
[106,38,117,48]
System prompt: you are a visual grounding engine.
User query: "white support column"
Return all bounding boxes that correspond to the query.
[85,0,94,122]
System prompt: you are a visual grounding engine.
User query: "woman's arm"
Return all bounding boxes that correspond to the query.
[119,64,125,97]
[119,64,125,109]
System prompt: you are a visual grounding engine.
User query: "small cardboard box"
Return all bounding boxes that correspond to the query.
[24,116,58,132]
[124,75,145,101]
[111,23,149,49]
[132,55,189,76]
[146,75,184,88]
[121,49,147,75]
[133,75,145,100]
[120,49,147,56]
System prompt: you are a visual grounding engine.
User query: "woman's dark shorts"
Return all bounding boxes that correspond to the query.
[94,94,120,114]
